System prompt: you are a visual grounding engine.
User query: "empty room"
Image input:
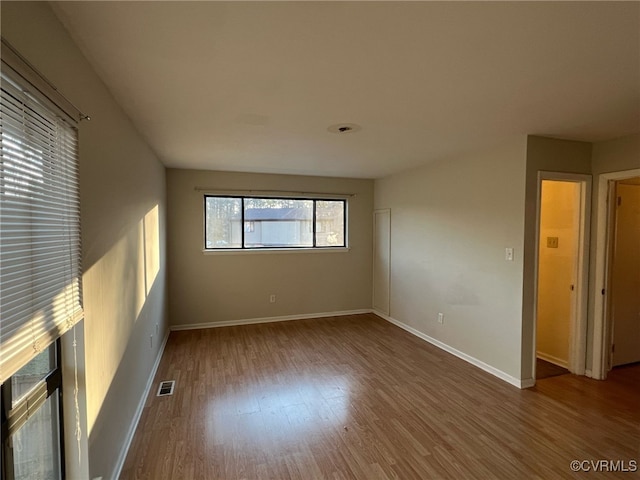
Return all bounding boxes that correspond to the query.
[1,2,639,479]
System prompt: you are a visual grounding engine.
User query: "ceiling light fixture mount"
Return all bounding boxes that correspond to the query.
[328,123,361,134]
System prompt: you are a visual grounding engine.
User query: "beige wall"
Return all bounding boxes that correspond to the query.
[592,133,640,176]
[374,137,528,380]
[373,135,600,383]
[536,181,580,366]
[167,169,373,327]
[1,3,168,479]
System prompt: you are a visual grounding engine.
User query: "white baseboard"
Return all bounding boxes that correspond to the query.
[174,309,533,390]
[585,369,593,378]
[536,351,569,368]
[170,309,371,331]
[520,378,536,388]
[112,330,170,480]
[373,310,529,389]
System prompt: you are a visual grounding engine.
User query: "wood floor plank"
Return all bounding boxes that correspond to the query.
[120,314,640,479]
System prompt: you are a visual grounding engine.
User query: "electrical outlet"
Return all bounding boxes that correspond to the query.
[546,237,559,248]
[438,313,444,324]
[505,247,514,261]
[269,294,276,303]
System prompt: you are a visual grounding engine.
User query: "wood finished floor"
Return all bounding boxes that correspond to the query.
[120,314,640,479]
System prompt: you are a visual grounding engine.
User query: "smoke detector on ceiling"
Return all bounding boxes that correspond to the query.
[328,123,361,134]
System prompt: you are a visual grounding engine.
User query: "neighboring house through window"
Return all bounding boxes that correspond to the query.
[205,196,346,250]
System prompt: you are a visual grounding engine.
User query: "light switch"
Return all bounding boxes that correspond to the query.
[505,247,514,261]
[547,237,559,248]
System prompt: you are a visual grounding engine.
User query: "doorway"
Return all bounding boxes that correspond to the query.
[592,168,640,380]
[534,173,591,381]
[608,177,640,368]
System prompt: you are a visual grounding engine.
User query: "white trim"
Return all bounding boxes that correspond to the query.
[536,351,569,369]
[532,172,591,380]
[374,311,528,389]
[592,168,640,380]
[585,369,593,378]
[520,378,536,388]
[170,309,371,331]
[112,330,170,480]
[202,247,350,255]
[572,174,591,376]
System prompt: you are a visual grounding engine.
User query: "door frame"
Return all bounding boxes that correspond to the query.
[532,172,592,381]
[592,168,640,380]
[372,209,391,316]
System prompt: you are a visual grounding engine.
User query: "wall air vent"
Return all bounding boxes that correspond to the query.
[157,380,175,397]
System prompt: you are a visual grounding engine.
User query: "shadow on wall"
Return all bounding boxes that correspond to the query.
[83,204,162,435]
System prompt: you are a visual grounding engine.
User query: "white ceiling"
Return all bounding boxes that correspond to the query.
[51,1,640,179]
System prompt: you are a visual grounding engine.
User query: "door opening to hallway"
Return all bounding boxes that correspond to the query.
[536,180,580,379]
[608,177,640,369]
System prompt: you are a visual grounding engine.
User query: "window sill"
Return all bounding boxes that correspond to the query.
[202,247,350,256]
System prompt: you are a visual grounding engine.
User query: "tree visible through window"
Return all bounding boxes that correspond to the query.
[204,196,346,249]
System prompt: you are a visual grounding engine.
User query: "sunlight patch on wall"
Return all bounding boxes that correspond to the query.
[83,204,162,434]
[143,205,160,296]
[84,222,146,432]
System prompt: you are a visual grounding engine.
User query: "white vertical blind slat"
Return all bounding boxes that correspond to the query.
[1,67,83,384]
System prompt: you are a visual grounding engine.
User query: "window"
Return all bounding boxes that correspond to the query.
[1,39,84,480]
[204,196,346,250]
[2,343,64,480]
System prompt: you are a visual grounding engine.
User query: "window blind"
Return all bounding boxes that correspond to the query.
[0,65,83,384]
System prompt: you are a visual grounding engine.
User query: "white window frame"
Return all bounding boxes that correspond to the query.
[203,195,349,253]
